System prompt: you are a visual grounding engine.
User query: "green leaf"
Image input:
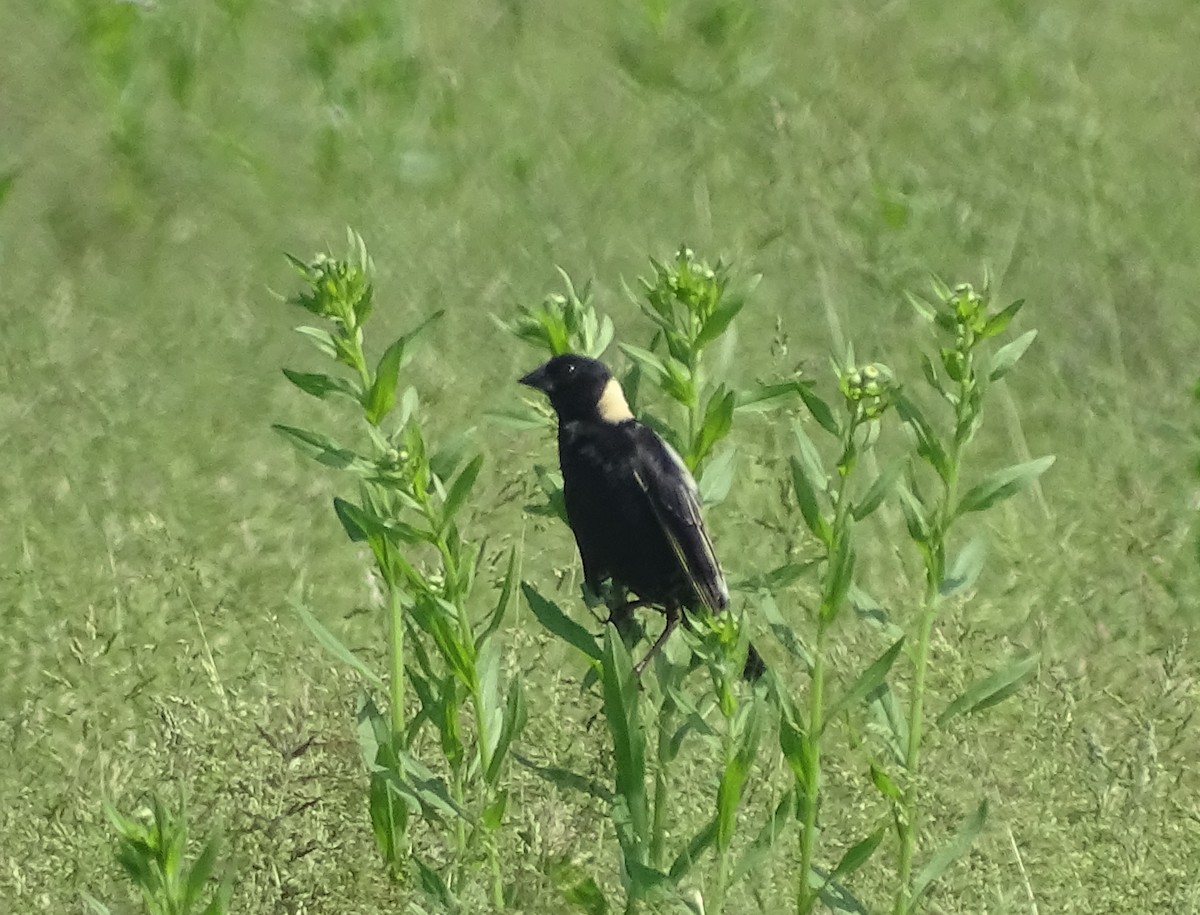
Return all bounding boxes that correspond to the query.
[408,596,476,690]
[332,496,382,543]
[793,419,830,491]
[810,868,873,915]
[364,310,444,425]
[851,460,903,521]
[694,386,735,466]
[908,799,989,912]
[757,591,813,670]
[988,329,1037,381]
[825,637,905,729]
[869,763,903,803]
[820,535,855,622]
[826,826,885,884]
[697,443,737,506]
[281,368,360,401]
[716,701,759,850]
[365,337,407,426]
[667,816,718,881]
[869,684,909,767]
[895,395,950,480]
[730,789,793,884]
[441,453,483,523]
[895,483,930,545]
[600,627,648,846]
[550,862,611,915]
[182,833,222,912]
[735,380,804,413]
[798,384,840,436]
[981,298,1025,338]
[292,597,385,689]
[413,855,455,908]
[485,677,527,784]
[940,536,986,596]
[790,455,829,544]
[920,352,951,401]
[476,548,518,651]
[272,424,375,475]
[521,584,602,662]
[617,342,667,383]
[481,789,509,830]
[695,290,747,348]
[367,769,407,866]
[937,653,1040,726]
[293,324,339,358]
[777,701,810,785]
[429,431,475,483]
[488,405,554,430]
[201,876,233,915]
[905,290,937,322]
[624,861,670,897]
[732,559,817,593]
[955,455,1055,516]
[393,750,474,822]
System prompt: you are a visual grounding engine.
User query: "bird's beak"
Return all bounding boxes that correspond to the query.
[519,363,551,393]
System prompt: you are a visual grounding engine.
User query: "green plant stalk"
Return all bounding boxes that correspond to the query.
[650,695,675,869]
[450,761,469,891]
[649,353,702,870]
[418,488,505,907]
[894,348,971,915]
[797,627,826,914]
[798,423,856,915]
[712,681,740,914]
[387,580,407,740]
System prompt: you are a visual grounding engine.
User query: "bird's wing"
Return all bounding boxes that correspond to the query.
[630,426,729,612]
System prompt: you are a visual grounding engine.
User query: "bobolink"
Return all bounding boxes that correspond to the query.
[520,353,763,678]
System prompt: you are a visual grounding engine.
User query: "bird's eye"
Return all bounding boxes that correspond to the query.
[565,362,577,374]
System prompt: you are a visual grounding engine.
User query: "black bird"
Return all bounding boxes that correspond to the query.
[519,353,763,678]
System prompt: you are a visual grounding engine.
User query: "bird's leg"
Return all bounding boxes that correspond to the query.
[633,606,680,677]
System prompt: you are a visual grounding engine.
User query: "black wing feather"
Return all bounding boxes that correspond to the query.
[629,425,729,612]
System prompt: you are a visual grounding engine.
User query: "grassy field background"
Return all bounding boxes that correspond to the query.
[2,0,1199,912]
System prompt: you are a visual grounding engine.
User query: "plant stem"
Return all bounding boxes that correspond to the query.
[895,349,968,913]
[486,835,505,909]
[798,425,856,914]
[797,624,826,914]
[893,572,939,915]
[714,704,736,915]
[650,695,675,869]
[448,763,468,888]
[388,582,406,739]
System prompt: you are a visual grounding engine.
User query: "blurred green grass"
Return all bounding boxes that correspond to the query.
[2,0,1198,912]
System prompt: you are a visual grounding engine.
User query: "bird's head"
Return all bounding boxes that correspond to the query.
[519,354,633,423]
